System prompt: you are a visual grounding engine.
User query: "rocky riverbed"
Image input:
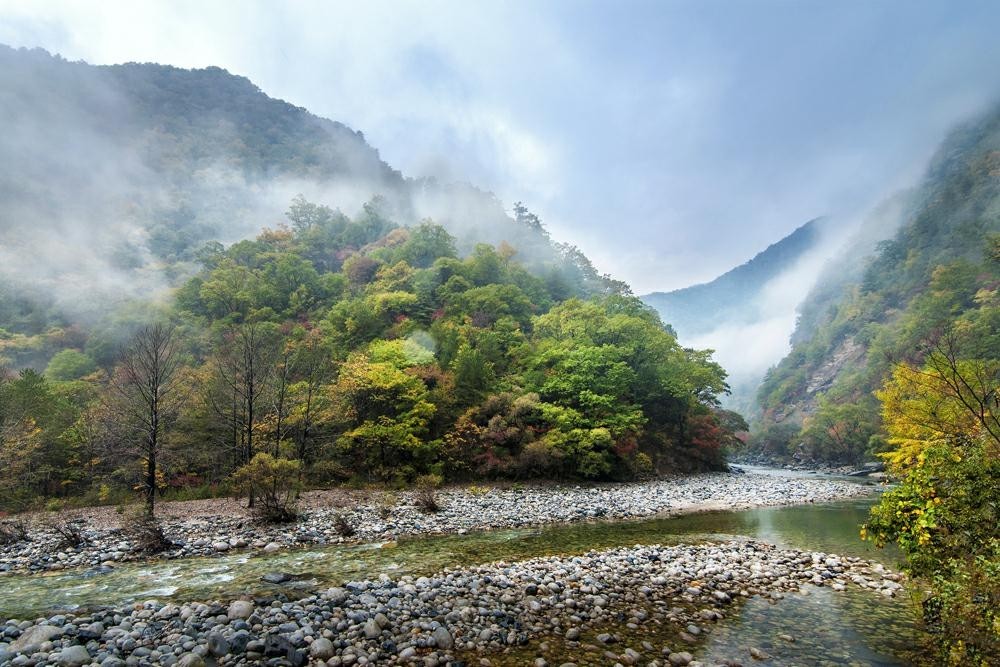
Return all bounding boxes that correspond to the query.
[0,473,876,574]
[0,540,905,667]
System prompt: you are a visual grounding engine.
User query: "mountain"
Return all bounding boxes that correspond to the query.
[641,217,828,338]
[751,101,1000,464]
[640,217,841,415]
[0,45,623,369]
[0,48,738,510]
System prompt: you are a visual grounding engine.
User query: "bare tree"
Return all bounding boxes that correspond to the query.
[108,323,183,517]
[208,322,278,505]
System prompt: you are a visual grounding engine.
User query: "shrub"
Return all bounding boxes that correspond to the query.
[307,460,350,486]
[0,519,28,545]
[864,440,1000,664]
[631,452,654,479]
[333,512,355,537]
[124,510,171,554]
[50,520,86,548]
[45,498,64,512]
[466,484,491,496]
[230,453,303,524]
[374,491,397,519]
[414,474,442,513]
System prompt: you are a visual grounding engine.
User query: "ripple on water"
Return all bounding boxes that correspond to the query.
[0,496,925,667]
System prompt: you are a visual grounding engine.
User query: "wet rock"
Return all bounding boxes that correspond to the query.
[10,625,63,653]
[56,645,91,667]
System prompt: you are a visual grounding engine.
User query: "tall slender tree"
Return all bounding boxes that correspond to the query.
[108,323,182,517]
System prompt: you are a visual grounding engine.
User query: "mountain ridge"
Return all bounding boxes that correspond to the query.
[641,217,827,338]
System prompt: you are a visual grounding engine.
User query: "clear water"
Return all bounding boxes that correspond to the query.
[0,483,927,665]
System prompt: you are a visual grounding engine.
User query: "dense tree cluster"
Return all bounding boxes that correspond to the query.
[0,198,732,511]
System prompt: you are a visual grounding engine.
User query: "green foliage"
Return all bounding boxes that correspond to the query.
[44,349,97,381]
[0,193,733,510]
[864,340,1000,664]
[230,453,303,523]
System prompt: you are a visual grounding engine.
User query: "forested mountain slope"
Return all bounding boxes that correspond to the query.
[0,208,735,510]
[752,103,1000,463]
[0,45,622,371]
[641,217,827,338]
[0,46,741,510]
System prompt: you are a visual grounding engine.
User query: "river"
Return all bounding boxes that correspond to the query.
[0,472,926,665]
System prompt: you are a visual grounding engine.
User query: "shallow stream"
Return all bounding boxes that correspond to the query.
[0,474,926,665]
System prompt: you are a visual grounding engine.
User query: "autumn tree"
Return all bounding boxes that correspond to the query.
[864,327,1000,664]
[208,322,280,481]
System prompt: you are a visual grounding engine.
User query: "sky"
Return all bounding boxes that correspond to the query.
[2,0,999,293]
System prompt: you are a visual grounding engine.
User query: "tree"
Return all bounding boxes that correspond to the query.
[799,395,879,463]
[44,349,97,381]
[864,328,1000,664]
[208,322,279,484]
[230,453,302,523]
[330,353,435,479]
[285,327,334,463]
[107,324,183,517]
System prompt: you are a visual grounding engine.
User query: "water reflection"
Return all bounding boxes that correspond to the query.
[0,493,922,666]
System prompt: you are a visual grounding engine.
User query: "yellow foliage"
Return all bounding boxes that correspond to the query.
[876,359,993,472]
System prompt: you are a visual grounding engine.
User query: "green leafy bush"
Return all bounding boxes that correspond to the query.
[230,453,303,523]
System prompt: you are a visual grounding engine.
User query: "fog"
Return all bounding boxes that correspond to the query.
[0,46,571,331]
[682,192,911,412]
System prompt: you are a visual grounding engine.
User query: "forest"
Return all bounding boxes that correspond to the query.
[749,103,1000,466]
[0,196,736,514]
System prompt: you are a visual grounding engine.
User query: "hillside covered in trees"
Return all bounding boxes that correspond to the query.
[0,45,736,512]
[0,45,624,372]
[0,201,734,511]
[751,102,1000,465]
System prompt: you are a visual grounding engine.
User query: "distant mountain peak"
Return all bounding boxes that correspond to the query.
[641,217,827,338]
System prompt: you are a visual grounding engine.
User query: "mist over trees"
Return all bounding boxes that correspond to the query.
[0,197,736,512]
[0,45,624,375]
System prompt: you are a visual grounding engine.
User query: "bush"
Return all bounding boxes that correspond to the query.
[124,510,171,554]
[414,474,442,513]
[307,460,350,486]
[864,440,1000,664]
[231,453,303,524]
[50,520,86,548]
[45,498,64,512]
[374,491,397,519]
[333,512,355,537]
[932,541,1000,665]
[0,519,28,545]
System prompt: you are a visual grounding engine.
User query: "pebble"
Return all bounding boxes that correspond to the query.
[0,473,873,573]
[0,540,894,665]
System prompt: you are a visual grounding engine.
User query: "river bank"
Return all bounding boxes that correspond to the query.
[0,472,877,575]
[0,539,906,667]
